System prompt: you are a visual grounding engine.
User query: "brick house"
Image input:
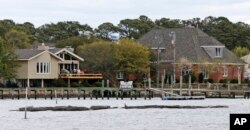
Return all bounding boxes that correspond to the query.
[138,28,245,83]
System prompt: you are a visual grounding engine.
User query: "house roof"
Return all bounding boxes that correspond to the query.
[16,49,44,60]
[52,48,84,61]
[16,49,64,61]
[16,43,84,61]
[137,28,245,64]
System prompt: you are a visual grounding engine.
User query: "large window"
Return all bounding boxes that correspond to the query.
[36,62,50,73]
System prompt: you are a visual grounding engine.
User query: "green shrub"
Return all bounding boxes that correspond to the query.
[198,73,204,83]
[0,82,4,88]
[219,79,228,84]
[82,82,92,87]
[183,72,196,83]
[71,82,80,87]
[6,80,18,88]
[230,79,238,84]
[207,78,214,83]
[51,79,67,87]
[93,82,102,87]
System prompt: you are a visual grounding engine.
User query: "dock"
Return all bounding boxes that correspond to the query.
[0,83,250,100]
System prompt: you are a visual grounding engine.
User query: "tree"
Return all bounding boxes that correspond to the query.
[118,15,155,39]
[76,40,117,86]
[0,19,15,36]
[5,29,31,49]
[95,22,119,41]
[0,38,18,79]
[36,21,93,42]
[155,18,183,28]
[202,16,250,50]
[114,39,150,75]
[76,40,115,72]
[233,46,249,57]
[55,36,98,49]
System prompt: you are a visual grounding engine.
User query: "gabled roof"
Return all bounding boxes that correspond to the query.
[138,28,245,64]
[16,49,64,61]
[16,49,44,60]
[16,43,84,62]
[52,48,84,62]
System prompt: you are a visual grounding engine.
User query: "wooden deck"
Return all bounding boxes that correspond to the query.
[60,73,103,79]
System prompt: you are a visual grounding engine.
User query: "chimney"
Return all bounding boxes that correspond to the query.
[65,46,74,52]
[38,43,49,50]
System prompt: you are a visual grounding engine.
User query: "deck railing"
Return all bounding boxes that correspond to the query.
[60,73,103,79]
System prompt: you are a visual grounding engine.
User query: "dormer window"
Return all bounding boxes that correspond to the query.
[201,46,224,59]
[215,48,222,57]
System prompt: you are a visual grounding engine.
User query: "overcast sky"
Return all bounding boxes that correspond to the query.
[0,0,250,28]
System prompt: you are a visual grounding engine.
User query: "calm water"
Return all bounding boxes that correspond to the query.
[0,98,249,130]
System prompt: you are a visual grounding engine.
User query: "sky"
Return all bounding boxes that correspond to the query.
[0,0,250,28]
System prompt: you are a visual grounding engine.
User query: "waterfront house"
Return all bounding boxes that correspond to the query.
[15,43,85,87]
[138,28,245,83]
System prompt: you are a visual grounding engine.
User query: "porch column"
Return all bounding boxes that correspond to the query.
[27,78,30,88]
[41,79,44,88]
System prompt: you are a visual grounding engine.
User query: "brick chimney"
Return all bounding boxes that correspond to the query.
[38,43,49,50]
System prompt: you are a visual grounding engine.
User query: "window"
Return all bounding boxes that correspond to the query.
[223,66,228,77]
[116,72,124,79]
[215,48,222,57]
[182,66,191,76]
[202,68,209,79]
[36,62,50,73]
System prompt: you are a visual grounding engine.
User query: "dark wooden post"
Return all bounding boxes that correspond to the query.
[1,90,3,99]
[90,90,92,100]
[44,89,47,100]
[148,90,151,100]
[50,90,53,100]
[83,90,86,99]
[218,92,221,98]
[116,90,118,100]
[121,90,123,100]
[95,90,98,100]
[34,90,37,99]
[77,89,80,100]
[17,90,20,100]
[106,90,109,100]
[0,90,3,99]
[66,90,69,99]
[134,90,137,100]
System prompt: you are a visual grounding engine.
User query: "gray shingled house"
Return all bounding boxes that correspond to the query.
[138,28,245,83]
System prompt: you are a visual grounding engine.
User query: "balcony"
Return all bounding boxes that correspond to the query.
[60,73,103,79]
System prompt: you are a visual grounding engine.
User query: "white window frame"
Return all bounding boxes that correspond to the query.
[215,48,222,57]
[116,72,124,79]
[223,66,228,77]
[36,62,51,74]
[202,68,209,79]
